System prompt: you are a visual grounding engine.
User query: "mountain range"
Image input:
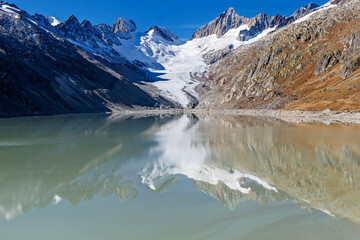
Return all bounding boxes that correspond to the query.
[0,0,359,117]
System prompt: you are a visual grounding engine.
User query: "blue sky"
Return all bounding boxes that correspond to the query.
[10,0,328,39]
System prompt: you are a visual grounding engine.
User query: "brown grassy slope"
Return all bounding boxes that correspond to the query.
[199,0,360,111]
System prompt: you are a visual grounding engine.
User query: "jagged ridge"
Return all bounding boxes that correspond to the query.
[191,3,320,41]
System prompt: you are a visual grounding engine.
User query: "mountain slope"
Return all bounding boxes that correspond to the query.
[198,0,360,111]
[0,2,171,117]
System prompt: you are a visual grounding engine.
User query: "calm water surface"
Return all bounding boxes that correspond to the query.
[0,114,360,240]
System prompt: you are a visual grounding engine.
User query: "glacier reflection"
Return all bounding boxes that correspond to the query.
[0,114,359,224]
[139,115,277,195]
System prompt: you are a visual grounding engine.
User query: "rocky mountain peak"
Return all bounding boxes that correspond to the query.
[0,1,28,18]
[291,2,320,18]
[190,7,248,40]
[59,15,81,29]
[112,18,137,33]
[222,7,236,17]
[96,23,111,31]
[145,25,180,43]
[81,20,93,29]
[111,17,137,39]
[256,12,267,18]
[65,15,78,24]
[191,2,327,41]
[95,23,122,46]
[31,14,52,27]
[56,15,104,49]
[0,1,19,10]
[56,15,86,40]
[238,12,277,41]
[249,12,273,26]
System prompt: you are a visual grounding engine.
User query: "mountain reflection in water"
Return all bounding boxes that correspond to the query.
[0,113,359,227]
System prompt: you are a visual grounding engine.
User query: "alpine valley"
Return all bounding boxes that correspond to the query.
[0,0,359,117]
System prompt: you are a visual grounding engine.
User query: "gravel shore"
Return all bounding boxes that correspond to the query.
[111,108,360,124]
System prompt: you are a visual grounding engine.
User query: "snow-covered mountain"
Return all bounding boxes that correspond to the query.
[46,16,61,26]
[0,1,343,116]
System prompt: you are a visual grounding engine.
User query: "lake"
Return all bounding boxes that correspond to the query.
[0,113,360,240]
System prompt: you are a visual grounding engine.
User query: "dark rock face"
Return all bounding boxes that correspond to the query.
[0,1,164,117]
[57,16,104,49]
[339,33,360,78]
[95,23,122,46]
[190,8,248,40]
[145,26,180,42]
[32,13,55,29]
[314,50,341,75]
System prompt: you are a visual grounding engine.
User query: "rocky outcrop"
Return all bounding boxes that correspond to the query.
[238,13,284,41]
[314,50,341,75]
[57,16,104,49]
[190,7,248,39]
[57,15,83,36]
[339,32,360,78]
[111,17,137,39]
[203,45,234,64]
[95,23,122,46]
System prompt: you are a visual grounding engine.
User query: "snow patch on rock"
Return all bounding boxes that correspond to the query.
[47,16,61,26]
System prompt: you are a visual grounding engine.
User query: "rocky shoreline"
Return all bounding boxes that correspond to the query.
[112,108,360,125]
